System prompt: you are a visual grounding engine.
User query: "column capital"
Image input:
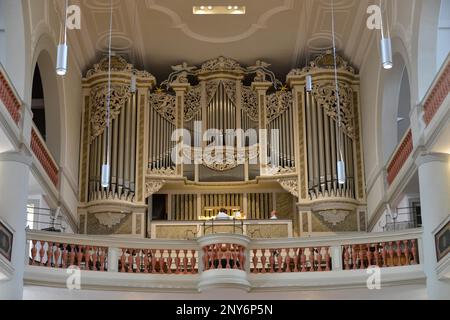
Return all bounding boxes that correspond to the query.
[251,81,272,92]
[0,150,32,166]
[415,152,450,167]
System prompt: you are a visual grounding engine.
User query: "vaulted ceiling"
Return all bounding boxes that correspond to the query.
[62,0,374,82]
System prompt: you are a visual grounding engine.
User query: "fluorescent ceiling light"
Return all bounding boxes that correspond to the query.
[193,6,246,15]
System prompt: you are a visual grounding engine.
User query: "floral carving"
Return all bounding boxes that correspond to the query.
[266,91,292,122]
[311,82,354,138]
[241,86,259,122]
[95,212,126,228]
[278,177,299,198]
[184,85,202,121]
[288,50,355,76]
[318,210,349,226]
[145,180,166,198]
[148,167,176,177]
[200,56,243,72]
[149,92,176,124]
[90,84,131,142]
[86,55,132,78]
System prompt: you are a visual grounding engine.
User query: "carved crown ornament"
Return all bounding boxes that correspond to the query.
[85,55,155,80]
[90,84,131,142]
[288,50,356,77]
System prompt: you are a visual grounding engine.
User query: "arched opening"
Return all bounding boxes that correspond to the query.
[396,69,411,141]
[437,0,450,67]
[31,64,46,140]
[33,50,62,163]
[381,53,411,163]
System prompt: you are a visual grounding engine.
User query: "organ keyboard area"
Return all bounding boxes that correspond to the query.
[78,52,367,239]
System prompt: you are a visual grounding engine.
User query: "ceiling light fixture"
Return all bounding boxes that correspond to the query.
[56,0,69,76]
[101,0,114,188]
[193,6,246,15]
[380,0,393,70]
[331,0,346,185]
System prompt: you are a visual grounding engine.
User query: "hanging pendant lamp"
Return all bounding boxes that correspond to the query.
[380,0,393,69]
[101,0,114,188]
[56,0,69,76]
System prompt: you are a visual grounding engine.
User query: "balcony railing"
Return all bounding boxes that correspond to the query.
[0,63,21,125]
[30,124,59,187]
[386,129,413,186]
[25,229,424,292]
[423,55,450,126]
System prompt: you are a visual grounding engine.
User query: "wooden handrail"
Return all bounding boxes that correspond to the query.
[386,129,413,186]
[30,123,59,187]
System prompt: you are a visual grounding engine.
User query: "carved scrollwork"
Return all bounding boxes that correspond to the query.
[148,167,176,177]
[318,210,349,226]
[288,50,355,76]
[202,147,240,172]
[241,86,259,121]
[184,85,202,121]
[266,166,296,175]
[205,80,236,105]
[149,92,176,124]
[90,84,131,142]
[95,212,126,228]
[311,82,354,138]
[145,180,166,198]
[86,55,133,78]
[266,91,293,122]
[201,56,243,73]
[277,177,299,198]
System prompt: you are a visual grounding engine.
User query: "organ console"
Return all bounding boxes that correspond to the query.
[78,51,367,239]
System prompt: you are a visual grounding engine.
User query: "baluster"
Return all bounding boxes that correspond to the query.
[217,245,223,269]
[396,240,402,266]
[51,243,60,268]
[388,242,395,267]
[285,248,291,272]
[84,246,91,270]
[183,249,188,274]
[61,243,68,268]
[190,250,196,274]
[232,246,238,269]
[252,249,258,273]
[120,249,126,272]
[69,244,76,267]
[99,248,105,271]
[343,246,350,270]
[317,247,322,272]
[225,244,231,269]
[176,249,182,273]
[91,247,98,271]
[151,249,157,273]
[351,245,358,269]
[269,250,275,273]
[359,244,365,270]
[167,250,172,274]
[403,240,410,266]
[46,242,53,267]
[373,243,379,267]
[209,246,215,270]
[239,246,246,271]
[30,240,37,265]
[309,247,315,272]
[411,240,418,265]
[381,242,387,267]
[275,249,282,272]
[325,247,331,271]
[366,244,372,266]
[261,249,267,273]
[300,248,307,272]
[39,241,45,266]
[128,250,134,273]
[293,249,299,272]
[76,246,83,267]
[201,248,208,272]
[159,250,166,274]
[135,249,141,273]
[143,249,149,273]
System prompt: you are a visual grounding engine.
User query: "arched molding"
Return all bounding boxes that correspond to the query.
[30,33,65,164]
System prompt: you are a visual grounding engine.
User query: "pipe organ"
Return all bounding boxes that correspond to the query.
[78,52,367,239]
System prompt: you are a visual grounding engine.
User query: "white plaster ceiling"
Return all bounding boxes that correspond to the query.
[61,0,372,82]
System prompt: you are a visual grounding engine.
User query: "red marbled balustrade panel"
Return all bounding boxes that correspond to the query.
[250,247,331,273]
[30,127,59,187]
[202,243,246,271]
[29,240,107,271]
[0,69,21,125]
[341,239,418,270]
[424,62,450,125]
[386,129,413,186]
[119,248,198,274]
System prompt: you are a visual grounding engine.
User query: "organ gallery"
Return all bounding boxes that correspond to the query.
[78,51,366,239]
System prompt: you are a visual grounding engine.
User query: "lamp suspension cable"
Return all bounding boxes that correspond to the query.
[331,0,346,185]
[56,0,69,76]
[101,0,114,188]
[305,5,312,92]
[380,0,393,69]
